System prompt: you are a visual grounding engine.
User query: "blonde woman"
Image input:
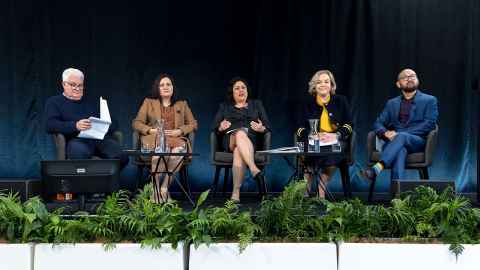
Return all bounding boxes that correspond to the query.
[296,70,353,199]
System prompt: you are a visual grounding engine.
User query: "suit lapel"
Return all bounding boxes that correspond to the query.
[407,91,420,124]
[393,96,401,125]
[154,99,163,124]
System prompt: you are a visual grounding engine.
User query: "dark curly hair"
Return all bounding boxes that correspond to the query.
[226,76,251,104]
[150,73,177,105]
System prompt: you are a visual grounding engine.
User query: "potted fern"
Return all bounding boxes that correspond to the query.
[189,182,337,270]
[337,187,480,270]
[34,184,184,270]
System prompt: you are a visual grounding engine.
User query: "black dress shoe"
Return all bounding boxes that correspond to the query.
[253,171,266,184]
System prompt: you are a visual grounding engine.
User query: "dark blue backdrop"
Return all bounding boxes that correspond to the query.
[0,0,478,193]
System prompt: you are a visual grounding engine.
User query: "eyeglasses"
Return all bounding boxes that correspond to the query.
[65,81,84,89]
[399,74,417,81]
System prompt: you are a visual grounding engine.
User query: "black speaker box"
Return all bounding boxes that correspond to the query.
[391,179,455,198]
[0,178,42,202]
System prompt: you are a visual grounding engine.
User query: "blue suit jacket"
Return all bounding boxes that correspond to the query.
[373,90,438,138]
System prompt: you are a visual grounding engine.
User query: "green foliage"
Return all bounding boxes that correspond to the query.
[255,180,327,241]
[1,182,480,257]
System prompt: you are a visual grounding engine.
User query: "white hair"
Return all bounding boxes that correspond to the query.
[62,68,84,82]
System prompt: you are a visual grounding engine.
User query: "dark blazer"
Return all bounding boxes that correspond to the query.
[211,99,272,137]
[373,90,438,138]
[297,94,353,140]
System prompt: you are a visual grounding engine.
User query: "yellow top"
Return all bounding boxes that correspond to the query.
[316,95,335,132]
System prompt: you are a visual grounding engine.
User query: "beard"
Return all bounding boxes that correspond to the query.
[402,81,418,92]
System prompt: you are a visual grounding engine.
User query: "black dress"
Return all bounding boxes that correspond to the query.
[211,99,272,151]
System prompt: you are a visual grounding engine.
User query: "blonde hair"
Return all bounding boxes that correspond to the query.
[308,70,337,96]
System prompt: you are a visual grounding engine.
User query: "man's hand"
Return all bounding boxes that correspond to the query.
[218,119,231,132]
[250,119,266,132]
[165,129,182,137]
[384,130,397,141]
[76,119,91,131]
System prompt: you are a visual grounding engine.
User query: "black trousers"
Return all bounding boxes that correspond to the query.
[66,136,129,169]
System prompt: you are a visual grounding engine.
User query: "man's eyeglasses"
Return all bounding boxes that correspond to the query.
[65,81,84,89]
[399,74,417,81]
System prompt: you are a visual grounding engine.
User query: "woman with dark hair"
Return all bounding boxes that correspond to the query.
[297,70,353,199]
[132,74,198,203]
[212,77,272,203]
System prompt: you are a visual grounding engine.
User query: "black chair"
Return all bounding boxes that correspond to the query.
[52,131,123,160]
[294,131,356,198]
[132,130,194,197]
[210,131,271,198]
[366,125,439,201]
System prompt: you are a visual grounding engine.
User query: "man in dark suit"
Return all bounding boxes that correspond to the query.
[360,68,438,180]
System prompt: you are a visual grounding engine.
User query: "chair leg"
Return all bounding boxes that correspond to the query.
[212,166,221,198]
[222,167,230,198]
[368,177,376,202]
[180,166,191,199]
[419,167,429,179]
[136,165,144,191]
[339,163,352,198]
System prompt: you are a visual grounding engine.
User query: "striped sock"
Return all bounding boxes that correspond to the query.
[372,162,384,175]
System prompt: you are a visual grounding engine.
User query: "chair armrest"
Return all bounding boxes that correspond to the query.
[132,130,140,150]
[112,131,123,146]
[210,131,220,163]
[424,125,439,166]
[367,131,376,161]
[52,133,66,160]
[262,131,272,150]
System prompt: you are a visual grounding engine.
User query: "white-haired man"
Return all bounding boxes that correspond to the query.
[45,68,128,168]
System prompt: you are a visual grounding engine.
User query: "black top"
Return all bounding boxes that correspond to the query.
[211,99,272,137]
[297,94,353,140]
[45,94,118,140]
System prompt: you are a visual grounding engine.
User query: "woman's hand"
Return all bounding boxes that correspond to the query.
[218,119,231,132]
[250,119,266,133]
[319,132,338,143]
[165,129,182,137]
[148,128,157,135]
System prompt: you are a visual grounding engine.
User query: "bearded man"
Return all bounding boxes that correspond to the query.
[360,68,439,181]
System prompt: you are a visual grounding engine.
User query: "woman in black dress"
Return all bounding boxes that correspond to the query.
[297,70,353,199]
[212,77,272,202]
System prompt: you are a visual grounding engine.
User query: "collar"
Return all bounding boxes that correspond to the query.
[400,90,421,103]
[62,92,82,102]
[316,94,331,107]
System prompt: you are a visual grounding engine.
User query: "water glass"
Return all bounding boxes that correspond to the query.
[141,143,152,153]
[296,141,304,152]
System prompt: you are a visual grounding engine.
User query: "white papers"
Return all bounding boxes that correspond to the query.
[320,138,338,146]
[257,147,300,153]
[100,97,111,122]
[78,97,111,140]
[308,138,339,147]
